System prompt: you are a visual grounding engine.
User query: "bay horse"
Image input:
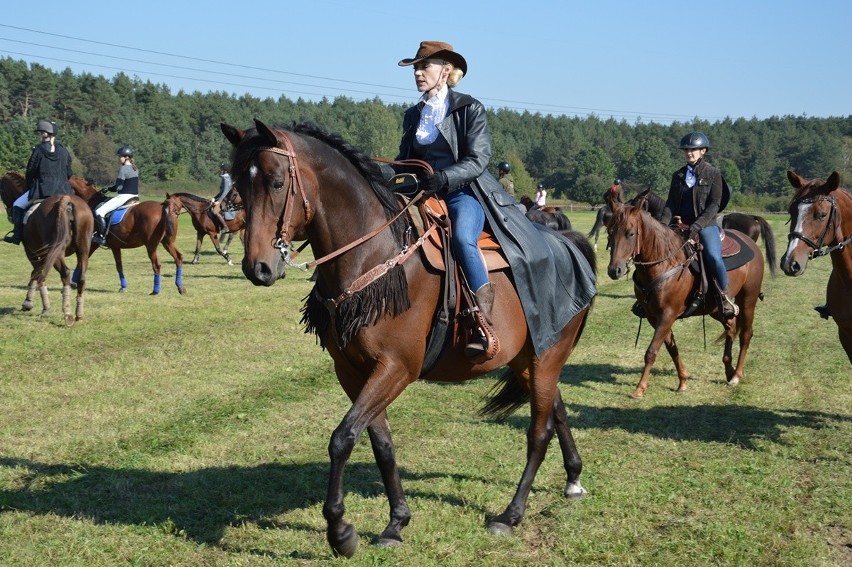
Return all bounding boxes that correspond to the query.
[222,119,596,557]
[781,170,852,363]
[525,206,572,232]
[721,212,777,277]
[164,192,244,265]
[68,177,185,294]
[588,189,665,250]
[606,197,765,398]
[0,174,92,324]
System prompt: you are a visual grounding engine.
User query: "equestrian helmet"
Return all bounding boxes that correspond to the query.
[116,146,134,158]
[614,178,622,184]
[35,119,57,135]
[497,161,511,173]
[678,131,711,149]
[538,182,545,189]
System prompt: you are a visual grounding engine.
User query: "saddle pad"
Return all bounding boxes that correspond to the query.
[689,230,754,273]
[108,201,139,225]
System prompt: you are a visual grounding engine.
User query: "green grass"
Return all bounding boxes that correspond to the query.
[0,209,849,566]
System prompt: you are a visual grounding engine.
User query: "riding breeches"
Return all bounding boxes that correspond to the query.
[95,194,137,218]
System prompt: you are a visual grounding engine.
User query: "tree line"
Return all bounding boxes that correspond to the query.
[1,57,850,210]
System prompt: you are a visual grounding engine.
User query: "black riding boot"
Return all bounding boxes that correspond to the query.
[92,215,108,246]
[464,282,500,362]
[3,206,24,245]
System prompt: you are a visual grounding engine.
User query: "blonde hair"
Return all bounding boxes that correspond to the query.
[447,65,464,87]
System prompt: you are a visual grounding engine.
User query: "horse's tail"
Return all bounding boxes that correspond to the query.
[587,208,604,238]
[163,201,178,242]
[37,196,73,282]
[755,215,777,277]
[480,369,528,421]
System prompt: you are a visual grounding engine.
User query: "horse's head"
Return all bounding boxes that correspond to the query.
[781,170,843,276]
[606,201,643,280]
[0,172,26,213]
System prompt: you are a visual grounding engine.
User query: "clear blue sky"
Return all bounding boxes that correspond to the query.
[1,1,848,124]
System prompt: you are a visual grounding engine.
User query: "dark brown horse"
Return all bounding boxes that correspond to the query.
[721,212,777,277]
[222,119,596,557]
[781,170,852,363]
[0,175,93,324]
[588,189,666,249]
[164,192,244,265]
[606,197,765,398]
[68,177,185,294]
[525,206,572,232]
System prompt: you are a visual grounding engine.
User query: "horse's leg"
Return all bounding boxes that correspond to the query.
[551,390,586,499]
[487,370,558,536]
[158,239,184,294]
[111,247,128,292]
[367,412,411,548]
[22,279,37,311]
[191,230,203,264]
[323,364,413,557]
[209,231,232,265]
[38,283,50,316]
[147,245,162,295]
[632,313,678,399]
[662,330,690,392]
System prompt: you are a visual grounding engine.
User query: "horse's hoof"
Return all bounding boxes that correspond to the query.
[373,536,402,549]
[21,303,33,312]
[564,482,588,499]
[177,287,186,295]
[486,521,513,537]
[329,525,359,558]
[118,287,127,294]
[191,260,199,265]
[629,392,644,400]
[149,291,159,296]
[227,260,234,266]
[64,315,75,327]
[727,377,740,387]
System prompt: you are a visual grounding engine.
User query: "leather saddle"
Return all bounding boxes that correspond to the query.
[105,198,140,225]
[406,195,509,272]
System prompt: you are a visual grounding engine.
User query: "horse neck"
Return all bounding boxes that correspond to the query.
[635,215,688,275]
[830,188,852,275]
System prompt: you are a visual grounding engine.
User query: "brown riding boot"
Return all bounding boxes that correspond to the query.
[719,288,739,319]
[464,282,500,362]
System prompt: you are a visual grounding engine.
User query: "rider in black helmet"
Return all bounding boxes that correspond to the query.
[659,131,738,319]
[92,146,140,246]
[496,160,514,196]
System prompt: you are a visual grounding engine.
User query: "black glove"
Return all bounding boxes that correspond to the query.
[689,224,701,240]
[419,172,446,196]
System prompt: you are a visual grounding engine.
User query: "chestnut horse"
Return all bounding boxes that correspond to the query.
[164,192,244,265]
[68,177,185,294]
[606,198,765,398]
[781,170,852,363]
[222,120,597,557]
[588,189,666,249]
[721,212,777,277]
[0,173,92,324]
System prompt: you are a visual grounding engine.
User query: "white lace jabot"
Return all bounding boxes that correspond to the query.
[415,86,449,145]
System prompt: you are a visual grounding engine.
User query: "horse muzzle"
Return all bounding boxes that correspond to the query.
[607,263,628,280]
[242,256,286,286]
[779,252,808,277]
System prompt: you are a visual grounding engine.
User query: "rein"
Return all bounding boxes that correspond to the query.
[254,136,435,303]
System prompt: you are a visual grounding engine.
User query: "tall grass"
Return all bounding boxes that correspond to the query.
[0,209,849,566]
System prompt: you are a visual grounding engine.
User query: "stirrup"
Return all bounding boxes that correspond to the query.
[721,295,739,319]
[92,233,107,246]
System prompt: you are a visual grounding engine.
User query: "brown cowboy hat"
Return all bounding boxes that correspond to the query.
[398,41,467,76]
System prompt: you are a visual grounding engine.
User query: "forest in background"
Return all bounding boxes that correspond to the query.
[1,57,850,210]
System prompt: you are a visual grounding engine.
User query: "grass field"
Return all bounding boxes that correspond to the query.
[0,203,849,566]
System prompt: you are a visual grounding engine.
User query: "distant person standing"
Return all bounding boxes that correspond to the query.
[93,146,139,246]
[4,119,72,245]
[497,161,515,197]
[535,182,547,207]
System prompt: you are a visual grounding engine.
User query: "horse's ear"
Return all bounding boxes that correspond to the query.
[221,123,245,147]
[825,171,841,192]
[787,170,804,189]
[253,119,278,146]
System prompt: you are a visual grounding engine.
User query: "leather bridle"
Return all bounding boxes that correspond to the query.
[788,195,851,257]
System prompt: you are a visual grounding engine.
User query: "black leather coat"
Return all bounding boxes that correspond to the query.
[25,141,73,200]
[397,89,596,356]
[659,158,724,231]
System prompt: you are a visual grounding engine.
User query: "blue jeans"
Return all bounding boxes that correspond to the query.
[699,225,727,290]
[445,186,488,291]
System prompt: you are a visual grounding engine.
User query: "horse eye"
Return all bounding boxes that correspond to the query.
[273,180,284,190]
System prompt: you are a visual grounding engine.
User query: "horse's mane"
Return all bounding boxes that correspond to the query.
[1,172,26,210]
[168,192,211,214]
[612,205,683,261]
[232,121,407,247]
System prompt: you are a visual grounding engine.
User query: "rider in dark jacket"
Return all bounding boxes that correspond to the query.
[4,119,72,245]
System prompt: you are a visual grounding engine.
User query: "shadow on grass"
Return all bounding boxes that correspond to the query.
[498,403,850,451]
[0,456,492,559]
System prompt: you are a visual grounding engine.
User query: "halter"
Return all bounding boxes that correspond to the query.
[788,195,852,258]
